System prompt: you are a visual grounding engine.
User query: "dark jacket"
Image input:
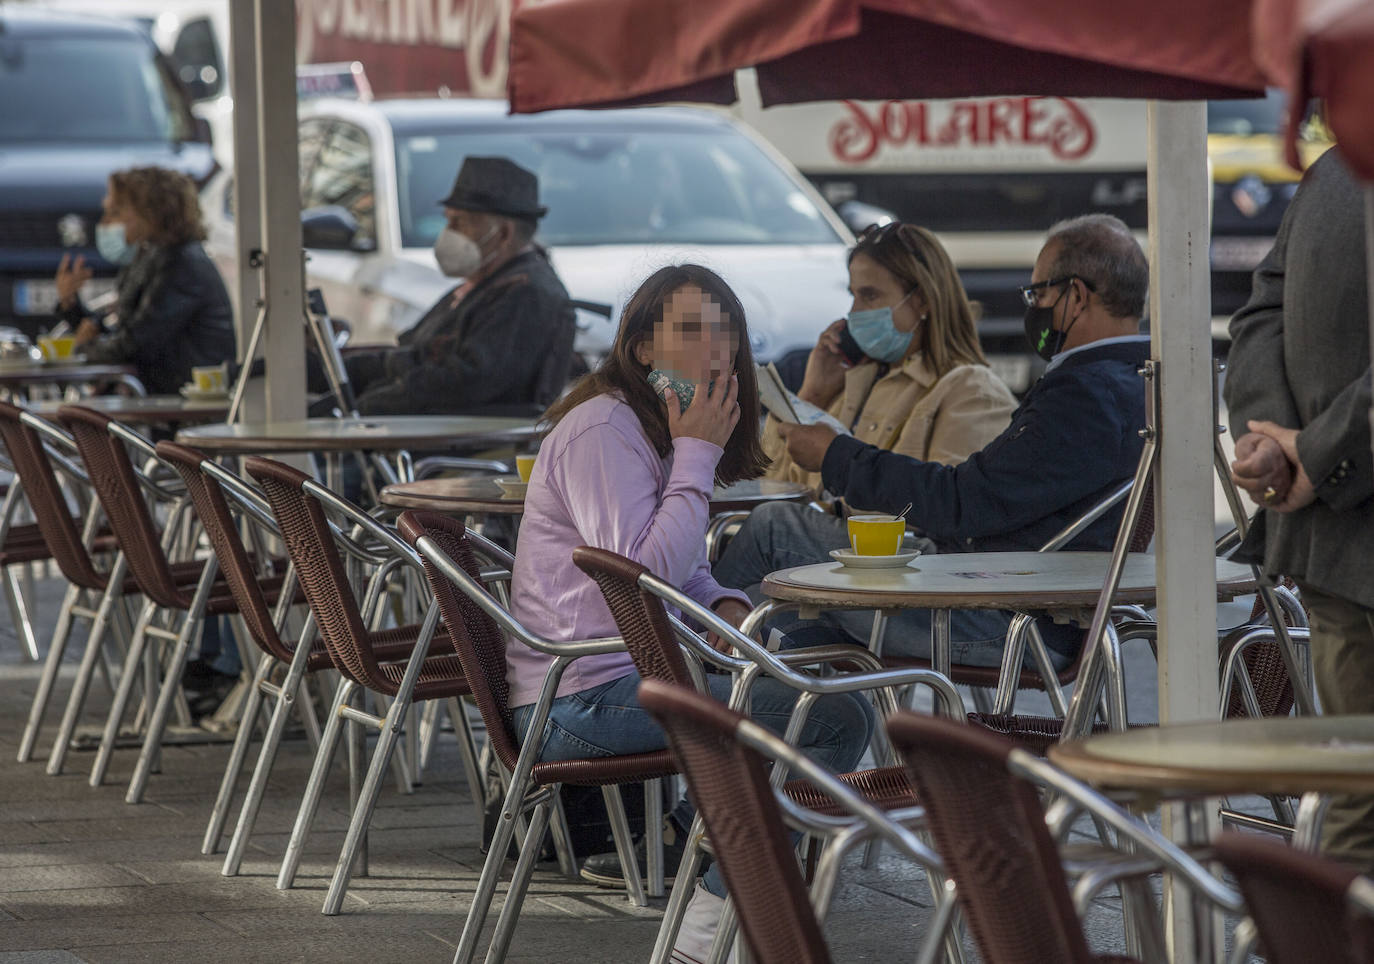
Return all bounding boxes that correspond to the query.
[354,249,575,416]
[63,242,236,396]
[1224,149,1373,609]
[821,338,1151,554]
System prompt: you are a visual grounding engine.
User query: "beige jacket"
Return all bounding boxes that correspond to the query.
[763,354,1017,495]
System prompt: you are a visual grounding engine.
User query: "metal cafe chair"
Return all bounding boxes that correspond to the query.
[245,456,484,915]
[57,405,298,800]
[886,711,1243,964]
[399,511,677,964]
[0,402,130,765]
[569,543,965,964]
[637,678,953,964]
[1212,832,1374,964]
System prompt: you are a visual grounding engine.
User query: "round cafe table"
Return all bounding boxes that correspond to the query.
[378,476,810,517]
[176,415,539,455]
[761,550,1256,676]
[0,360,140,391]
[1048,714,1374,964]
[27,394,228,424]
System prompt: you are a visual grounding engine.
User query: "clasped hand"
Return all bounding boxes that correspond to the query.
[1230,419,1315,513]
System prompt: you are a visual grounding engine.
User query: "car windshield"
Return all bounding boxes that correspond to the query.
[394,125,843,248]
[0,35,190,143]
[1207,89,1285,137]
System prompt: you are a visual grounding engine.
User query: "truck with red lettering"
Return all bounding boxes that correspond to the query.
[735,78,1150,391]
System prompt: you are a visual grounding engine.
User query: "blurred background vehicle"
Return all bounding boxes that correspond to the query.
[0,7,215,341]
[200,97,855,375]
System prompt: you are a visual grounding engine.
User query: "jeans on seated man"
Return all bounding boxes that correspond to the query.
[715,213,1154,671]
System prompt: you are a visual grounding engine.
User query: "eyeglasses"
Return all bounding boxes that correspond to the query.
[1018,275,1095,308]
[858,221,928,268]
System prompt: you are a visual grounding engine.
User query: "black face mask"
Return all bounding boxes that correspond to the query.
[1023,304,1065,361]
[1023,285,1076,362]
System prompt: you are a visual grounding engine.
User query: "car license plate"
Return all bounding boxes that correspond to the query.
[1210,237,1274,272]
[12,278,116,315]
[987,354,1033,394]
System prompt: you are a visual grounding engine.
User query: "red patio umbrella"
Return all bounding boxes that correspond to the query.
[508,0,1267,113]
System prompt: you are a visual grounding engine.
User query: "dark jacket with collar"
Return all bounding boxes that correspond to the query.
[354,248,574,416]
[821,338,1150,554]
[1224,148,1373,609]
[63,242,236,396]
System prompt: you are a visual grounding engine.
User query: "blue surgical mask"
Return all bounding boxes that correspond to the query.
[95,222,134,266]
[846,290,916,363]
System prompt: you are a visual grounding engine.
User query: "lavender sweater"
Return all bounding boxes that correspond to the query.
[507,393,749,707]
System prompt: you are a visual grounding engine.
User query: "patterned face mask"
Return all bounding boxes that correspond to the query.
[647,369,714,415]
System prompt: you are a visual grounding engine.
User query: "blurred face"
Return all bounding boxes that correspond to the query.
[848,252,926,333]
[635,283,739,384]
[101,186,150,244]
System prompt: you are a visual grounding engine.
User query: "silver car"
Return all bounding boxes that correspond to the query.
[203,98,853,370]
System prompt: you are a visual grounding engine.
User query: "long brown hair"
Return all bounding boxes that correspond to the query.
[850,223,987,377]
[544,265,768,486]
[108,167,206,246]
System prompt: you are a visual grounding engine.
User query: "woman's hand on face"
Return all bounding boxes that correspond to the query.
[665,374,740,449]
[55,254,92,309]
[797,319,850,407]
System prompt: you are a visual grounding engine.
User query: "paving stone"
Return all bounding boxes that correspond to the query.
[0,952,91,964]
[0,866,145,895]
[0,913,233,952]
[68,936,451,964]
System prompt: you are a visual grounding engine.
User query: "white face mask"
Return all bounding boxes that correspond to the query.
[432,225,498,278]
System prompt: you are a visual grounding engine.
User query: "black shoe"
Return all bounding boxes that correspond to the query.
[579,816,694,888]
[182,659,237,694]
[186,673,239,721]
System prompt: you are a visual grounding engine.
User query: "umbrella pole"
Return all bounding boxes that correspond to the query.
[1367,186,1374,472]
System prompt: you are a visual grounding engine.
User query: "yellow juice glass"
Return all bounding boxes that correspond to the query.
[39,336,76,360]
[515,453,538,483]
[846,514,906,556]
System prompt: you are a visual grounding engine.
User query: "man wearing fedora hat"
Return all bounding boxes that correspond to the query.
[324,156,575,416]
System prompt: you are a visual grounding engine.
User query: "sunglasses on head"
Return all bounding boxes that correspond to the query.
[858,221,928,269]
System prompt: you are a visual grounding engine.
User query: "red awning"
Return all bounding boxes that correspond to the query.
[1256,0,1374,181]
[508,0,1268,113]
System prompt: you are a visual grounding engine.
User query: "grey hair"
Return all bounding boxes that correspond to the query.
[1044,214,1148,319]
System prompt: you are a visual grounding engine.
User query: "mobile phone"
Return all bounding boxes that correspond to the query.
[836,323,866,366]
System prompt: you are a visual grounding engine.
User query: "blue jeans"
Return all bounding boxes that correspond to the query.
[512,666,875,897]
[712,501,1076,671]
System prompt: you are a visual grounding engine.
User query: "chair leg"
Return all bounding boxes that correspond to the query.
[277,678,353,890]
[127,598,213,800]
[447,697,487,814]
[454,776,542,964]
[322,691,420,915]
[87,603,158,787]
[601,784,648,907]
[3,563,40,661]
[17,582,81,762]
[706,895,740,964]
[547,788,579,880]
[203,651,275,855]
[645,778,664,898]
[482,798,554,964]
[47,572,137,776]
[650,815,709,964]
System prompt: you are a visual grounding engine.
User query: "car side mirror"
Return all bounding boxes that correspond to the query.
[301,206,363,251]
[192,116,213,145]
[836,199,899,235]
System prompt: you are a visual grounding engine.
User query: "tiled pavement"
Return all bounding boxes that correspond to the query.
[0,575,1260,962]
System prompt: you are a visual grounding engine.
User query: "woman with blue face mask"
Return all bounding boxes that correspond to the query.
[714,221,1020,587]
[53,166,235,397]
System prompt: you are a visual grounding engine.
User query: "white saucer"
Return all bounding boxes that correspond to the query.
[829,548,920,570]
[494,475,529,498]
[180,384,229,400]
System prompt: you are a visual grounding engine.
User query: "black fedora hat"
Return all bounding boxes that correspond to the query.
[438,156,547,220]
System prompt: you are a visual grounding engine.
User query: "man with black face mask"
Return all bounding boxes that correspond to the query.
[752,213,1151,670]
[312,156,575,416]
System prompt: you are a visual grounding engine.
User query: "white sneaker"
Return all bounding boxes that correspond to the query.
[671,884,734,964]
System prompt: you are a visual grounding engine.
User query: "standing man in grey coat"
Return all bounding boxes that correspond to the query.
[1225,147,1374,869]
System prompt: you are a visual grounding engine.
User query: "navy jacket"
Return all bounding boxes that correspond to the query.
[822,338,1150,555]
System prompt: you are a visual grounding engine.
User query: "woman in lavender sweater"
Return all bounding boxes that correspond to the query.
[508,264,874,957]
